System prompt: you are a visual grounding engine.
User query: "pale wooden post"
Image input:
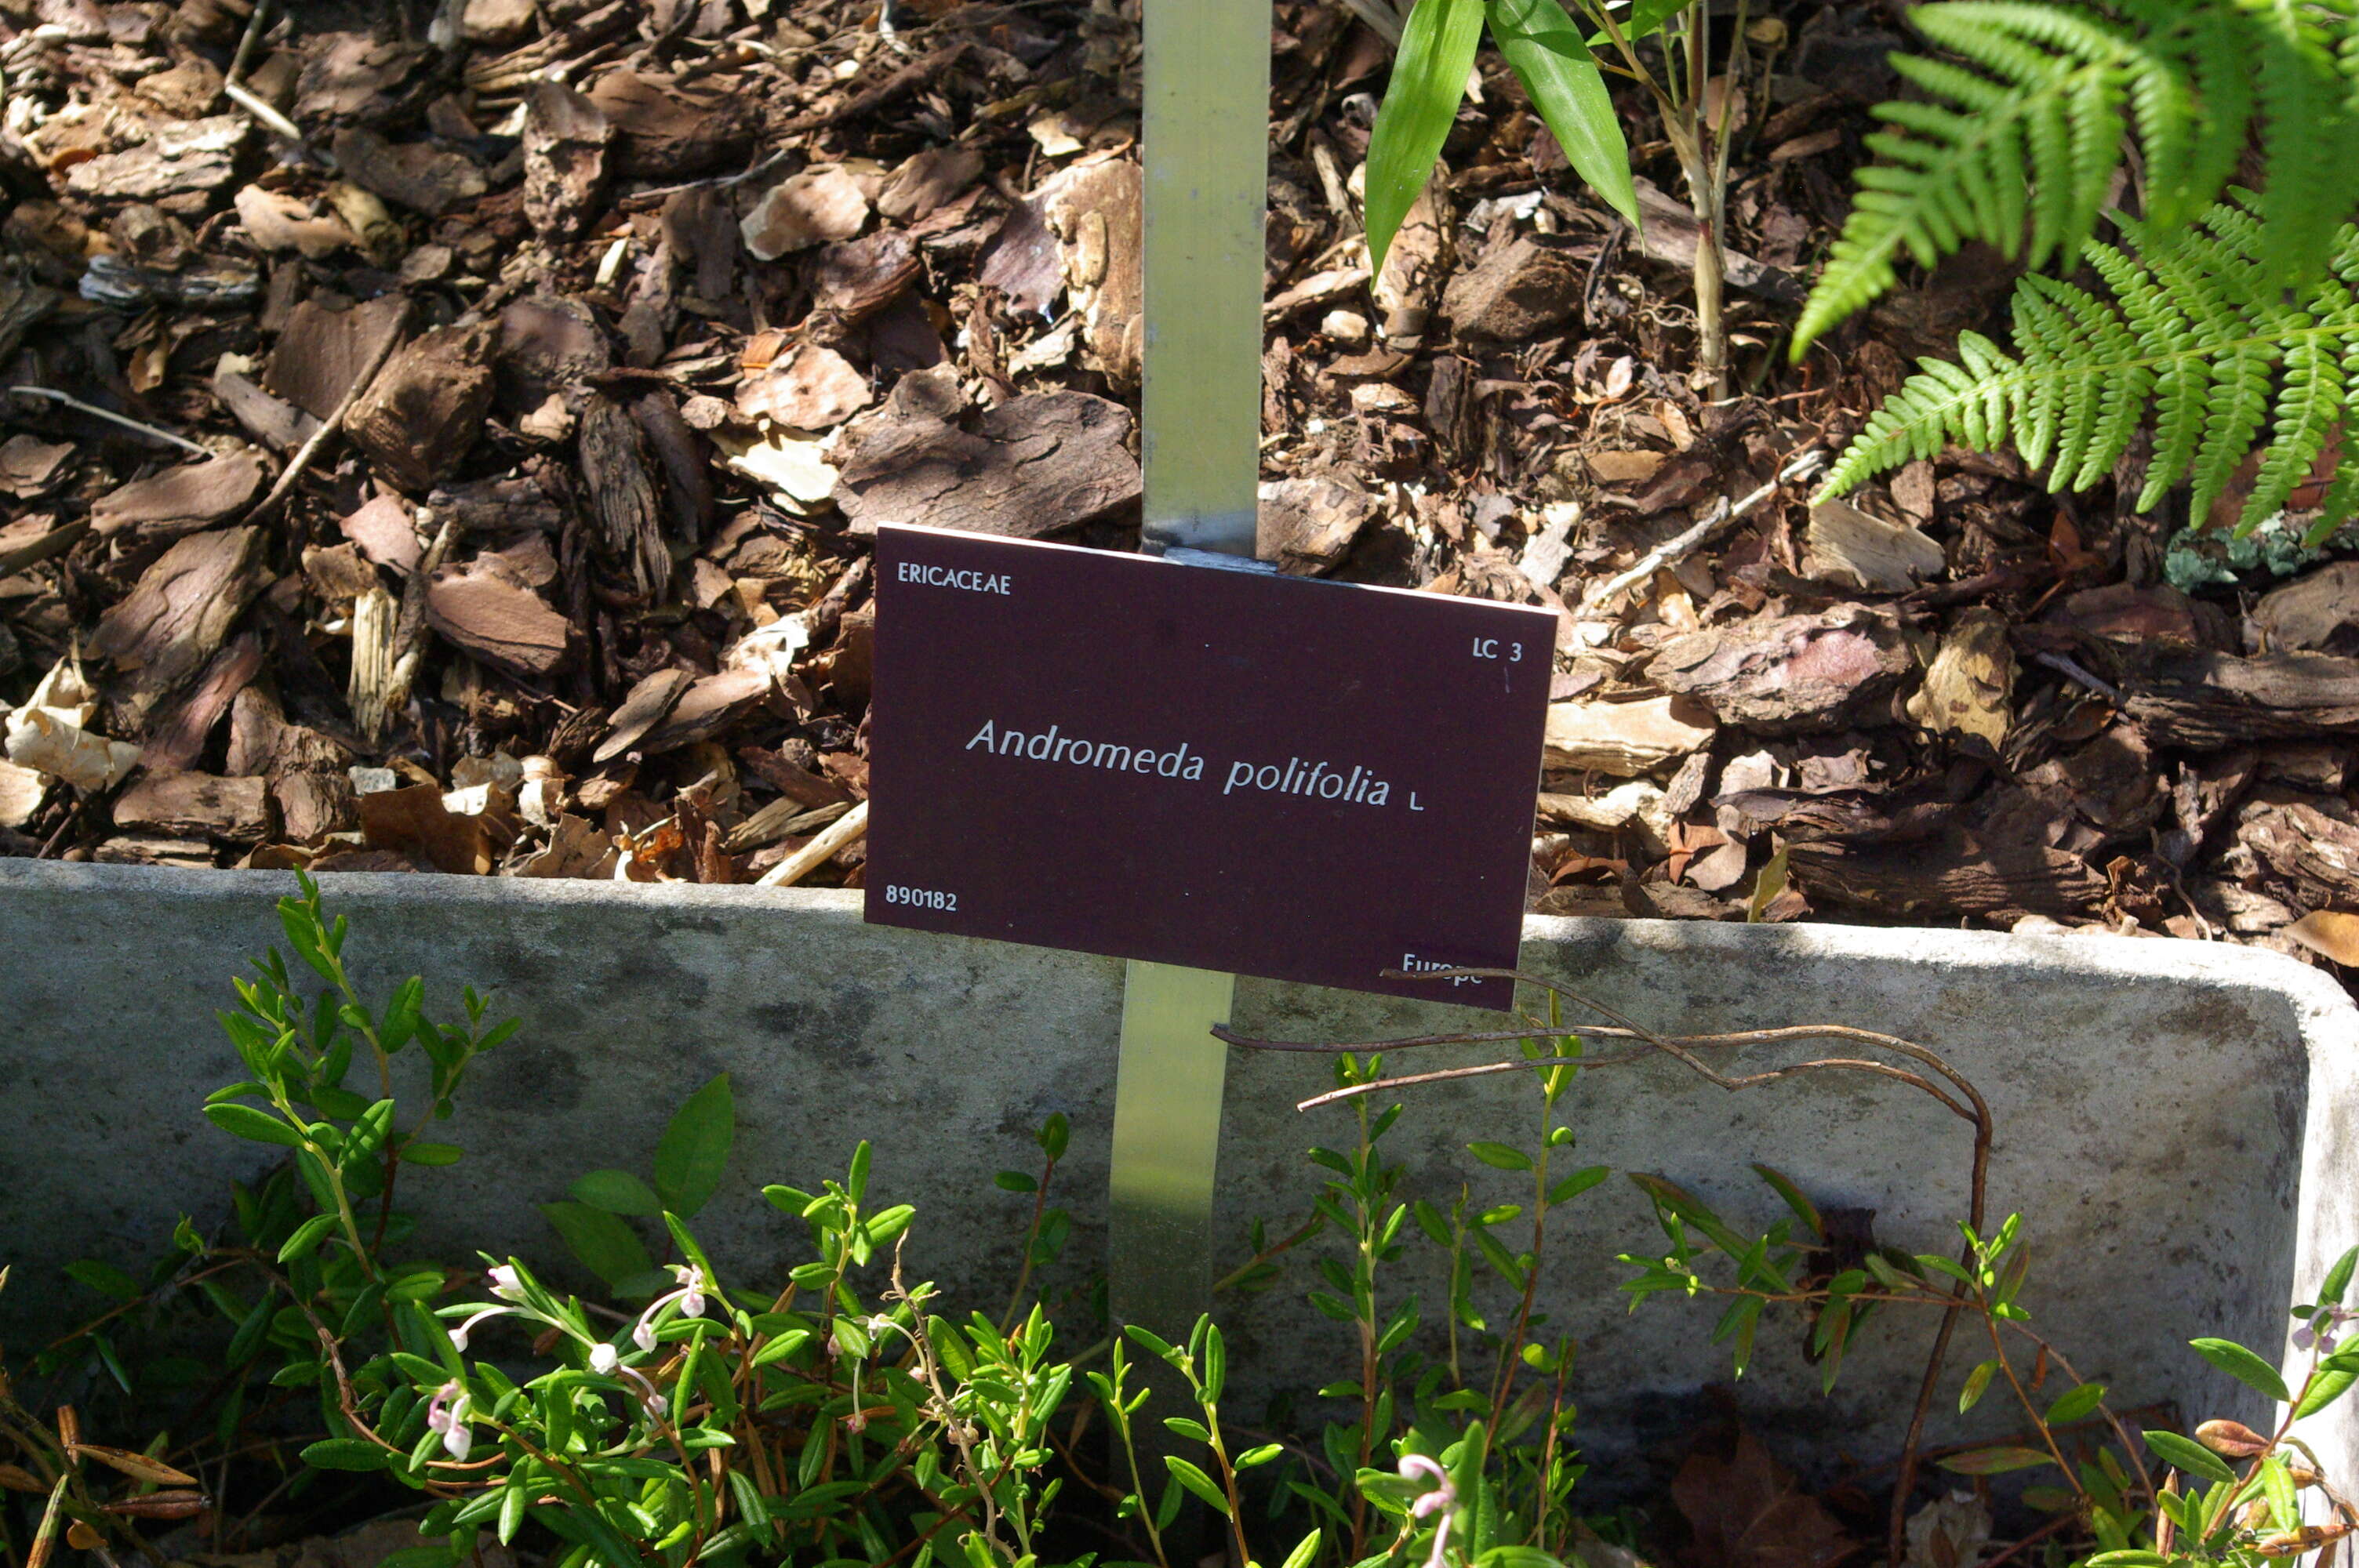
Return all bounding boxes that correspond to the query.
[1107,0,1272,1352]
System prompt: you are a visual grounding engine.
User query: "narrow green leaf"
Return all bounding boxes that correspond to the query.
[2046,1382,2107,1424]
[301,1437,392,1472]
[2188,1338,2291,1404]
[206,1102,306,1148]
[1164,1456,1234,1519]
[2144,1428,2237,1485]
[64,1261,141,1301]
[1364,0,1487,273]
[1547,1164,1609,1204]
[653,1074,734,1218]
[539,1202,655,1289]
[1468,1141,1532,1172]
[398,1142,464,1167]
[2295,1364,2357,1419]
[2319,1244,2358,1308]
[278,1211,341,1263]
[1485,0,1640,227]
[1958,1359,1998,1414]
[1936,1446,2054,1475]
[570,1170,663,1216]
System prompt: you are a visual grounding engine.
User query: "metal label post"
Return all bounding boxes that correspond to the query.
[1107,0,1272,1351]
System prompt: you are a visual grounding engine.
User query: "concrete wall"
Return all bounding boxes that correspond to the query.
[2,861,2353,1494]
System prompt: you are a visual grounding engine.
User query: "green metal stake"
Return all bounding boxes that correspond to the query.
[1107,0,1272,1353]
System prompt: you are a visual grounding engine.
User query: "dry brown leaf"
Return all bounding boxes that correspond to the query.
[2287,909,2359,965]
[67,1444,200,1488]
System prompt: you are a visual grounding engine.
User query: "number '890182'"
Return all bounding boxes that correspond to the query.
[883,885,957,910]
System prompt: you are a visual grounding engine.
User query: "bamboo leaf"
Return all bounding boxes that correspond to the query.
[1365,0,1488,273]
[1486,0,1641,227]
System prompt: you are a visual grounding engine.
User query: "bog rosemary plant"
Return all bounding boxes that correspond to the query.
[14,892,2359,1568]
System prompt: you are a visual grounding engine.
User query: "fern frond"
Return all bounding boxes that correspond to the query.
[1819,194,2359,539]
[1792,0,2359,357]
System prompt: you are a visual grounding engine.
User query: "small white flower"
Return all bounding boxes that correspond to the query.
[442,1421,473,1462]
[589,1341,619,1374]
[671,1265,708,1319]
[488,1265,526,1303]
[633,1316,659,1354]
[1398,1453,1456,1568]
[426,1380,462,1434]
[448,1306,511,1353]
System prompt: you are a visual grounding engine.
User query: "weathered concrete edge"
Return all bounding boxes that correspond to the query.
[8,859,2355,1468]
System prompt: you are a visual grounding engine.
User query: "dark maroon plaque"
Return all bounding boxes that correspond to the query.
[863,524,1554,1007]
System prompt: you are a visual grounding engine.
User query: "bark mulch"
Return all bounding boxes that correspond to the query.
[5,0,2357,980]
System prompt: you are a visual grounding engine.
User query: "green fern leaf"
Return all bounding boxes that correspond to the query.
[1819,195,2359,538]
[1794,1,2359,357]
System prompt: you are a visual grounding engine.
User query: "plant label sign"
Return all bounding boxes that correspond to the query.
[863,524,1554,1008]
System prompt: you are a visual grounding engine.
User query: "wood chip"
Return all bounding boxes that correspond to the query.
[522,81,610,241]
[580,395,668,599]
[2125,652,2359,750]
[0,436,73,497]
[1257,475,1382,574]
[90,449,267,538]
[878,145,983,222]
[1907,608,2014,749]
[114,771,271,844]
[834,390,1140,538]
[1648,607,1914,733]
[66,115,245,202]
[140,633,263,773]
[635,669,772,757]
[266,296,410,421]
[2253,563,2359,652]
[740,165,869,260]
[1036,155,1143,386]
[340,493,423,572]
[594,668,696,762]
[330,127,487,216]
[213,368,322,451]
[88,526,270,717]
[587,70,758,178]
[347,322,496,492]
[425,561,571,677]
[272,771,359,844]
[1442,235,1585,341]
[1543,695,1716,775]
[1805,497,1944,592]
[754,798,868,887]
[736,343,872,430]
